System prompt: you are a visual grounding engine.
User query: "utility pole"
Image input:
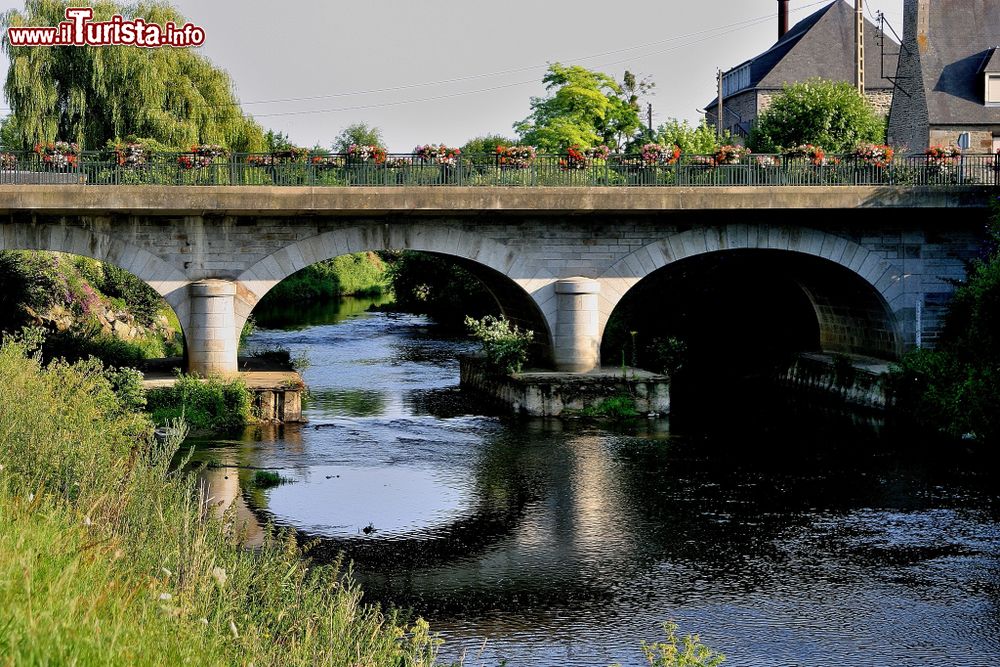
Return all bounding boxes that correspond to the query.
[717,69,724,139]
[855,0,866,95]
[647,103,653,135]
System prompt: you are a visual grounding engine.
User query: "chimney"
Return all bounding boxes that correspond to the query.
[778,0,790,38]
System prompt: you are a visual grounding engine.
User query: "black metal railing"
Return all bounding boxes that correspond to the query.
[0,150,996,188]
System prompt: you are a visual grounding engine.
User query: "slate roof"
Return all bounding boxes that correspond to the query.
[707,0,897,108]
[980,47,1000,75]
[918,0,1000,124]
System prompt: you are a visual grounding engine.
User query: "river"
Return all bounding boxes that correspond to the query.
[190,296,1000,667]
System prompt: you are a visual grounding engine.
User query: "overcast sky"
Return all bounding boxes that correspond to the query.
[0,0,904,152]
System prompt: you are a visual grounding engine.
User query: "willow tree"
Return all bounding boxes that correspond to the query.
[2,0,265,151]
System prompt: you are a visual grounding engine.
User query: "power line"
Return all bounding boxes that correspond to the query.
[250,1,831,120]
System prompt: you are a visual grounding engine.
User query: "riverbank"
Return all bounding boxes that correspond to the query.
[0,340,445,666]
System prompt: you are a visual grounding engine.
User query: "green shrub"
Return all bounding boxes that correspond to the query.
[638,622,726,667]
[147,373,256,432]
[581,394,639,419]
[103,366,147,414]
[465,314,534,375]
[747,79,885,154]
[388,251,496,328]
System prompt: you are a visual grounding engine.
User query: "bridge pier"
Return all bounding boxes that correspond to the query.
[186,280,239,376]
[553,278,602,373]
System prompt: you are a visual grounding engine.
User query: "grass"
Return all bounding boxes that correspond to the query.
[250,470,292,489]
[581,394,640,420]
[0,340,446,666]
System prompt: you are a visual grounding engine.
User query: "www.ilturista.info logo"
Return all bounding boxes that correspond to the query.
[7,7,205,48]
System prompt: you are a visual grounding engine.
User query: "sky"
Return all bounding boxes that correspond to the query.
[0,0,905,152]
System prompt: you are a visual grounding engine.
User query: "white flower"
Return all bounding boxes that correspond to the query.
[211,566,228,588]
[159,592,172,601]
[82,516,92,526]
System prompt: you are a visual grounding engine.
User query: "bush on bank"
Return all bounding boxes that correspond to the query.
[0,339,444,666]
[890,210,1000,443]
[146,373,256,432]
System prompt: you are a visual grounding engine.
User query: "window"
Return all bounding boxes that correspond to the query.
[987,74,1000,105]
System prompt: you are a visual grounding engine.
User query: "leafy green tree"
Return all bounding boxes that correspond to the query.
[2,0,265,151]
[331,122,385,152]
[264,130,294,152]
[747,78,885,153]
[655,118,732,155]
[461,134,518,154]
[514,63,642,152]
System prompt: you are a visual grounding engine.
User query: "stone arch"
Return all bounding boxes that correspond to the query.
[234,223,557,358]
[598,224,907,359]
[0,221,191,332]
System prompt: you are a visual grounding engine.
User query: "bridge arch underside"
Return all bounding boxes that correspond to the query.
[602,249,902,373]
[0,222,190,343]
[236,245,554,366]
[417,252,554,364]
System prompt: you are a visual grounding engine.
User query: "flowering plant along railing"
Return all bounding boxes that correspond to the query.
[34,141,80,170]
[0,146,997,187]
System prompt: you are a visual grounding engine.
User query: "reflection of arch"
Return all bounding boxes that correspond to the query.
[0,222,190,335]
[600,225,905,359]
[235,225,555,359]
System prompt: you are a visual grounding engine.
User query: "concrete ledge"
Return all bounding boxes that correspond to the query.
[460,356,669,417]
[0,185,991,216]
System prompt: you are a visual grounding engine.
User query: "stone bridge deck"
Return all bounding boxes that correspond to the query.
[0,184,993,376]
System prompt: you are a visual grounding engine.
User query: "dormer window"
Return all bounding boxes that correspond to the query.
[981,48,1000,106]
[988,74,1000,106]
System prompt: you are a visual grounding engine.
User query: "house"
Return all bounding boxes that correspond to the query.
[705,0,898,138]
[887,0,1000,153]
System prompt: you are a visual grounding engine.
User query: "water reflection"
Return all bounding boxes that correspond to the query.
[187,297,1000,667]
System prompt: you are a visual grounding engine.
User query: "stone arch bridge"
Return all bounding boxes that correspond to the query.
[0,185,990,374]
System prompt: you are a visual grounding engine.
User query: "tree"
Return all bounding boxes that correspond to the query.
[514,63,643,152]
[461,134,518,154]
[654,118,732,155]
[331,122,384,152]
[747,78,885,154]
[2,0,265,151]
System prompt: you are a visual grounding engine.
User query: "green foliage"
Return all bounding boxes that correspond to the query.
[461,134,518,155]
[387,250,495,328]
[514,63,643,151]
[747,79,885,154]
[646,336,689,377]
[891,215,1000,442]
[146,373,256,432]
[95,262,162,326]
[654,119,731,155]
[331,122,385,153]
[260,252,389,307]
[581,394,639,420]
[0,341,444,666]
[639,622,726,667]
[103,365,147,413]
[2,0,265,151]
[465,314,534,375]
[264,129,294,152]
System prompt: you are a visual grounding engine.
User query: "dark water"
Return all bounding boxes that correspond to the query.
[191,297,1000,667]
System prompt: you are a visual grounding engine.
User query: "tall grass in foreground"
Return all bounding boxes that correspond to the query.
[0,340,444,666]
